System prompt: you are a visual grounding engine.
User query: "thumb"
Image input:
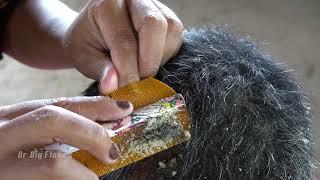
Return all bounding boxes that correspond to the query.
[99,63,119,95]
[70,48,119,94]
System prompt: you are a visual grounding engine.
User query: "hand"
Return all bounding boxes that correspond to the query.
[0,96,133,180]
[63,0,184,94]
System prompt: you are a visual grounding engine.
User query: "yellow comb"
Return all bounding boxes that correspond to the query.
[71,77,190,177]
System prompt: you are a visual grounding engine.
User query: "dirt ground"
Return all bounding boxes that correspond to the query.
[1,0,319,160]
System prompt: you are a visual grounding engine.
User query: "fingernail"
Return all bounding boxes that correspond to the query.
[100,64,119,95]
[116,100,130,109]
[109,143,120,160]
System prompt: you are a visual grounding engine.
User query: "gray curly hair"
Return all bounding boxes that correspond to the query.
[84,26,314,180]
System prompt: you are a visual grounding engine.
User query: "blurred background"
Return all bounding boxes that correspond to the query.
[1,0,319,160]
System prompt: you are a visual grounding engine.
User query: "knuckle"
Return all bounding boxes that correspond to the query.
[101,96,114,106]
[166,17,184,34]
[96,126,108,144]
[92,96,115,113]
[113,30,137,53]
[144,15,168,29]
[90,125,109,149]
[35,105,61,127]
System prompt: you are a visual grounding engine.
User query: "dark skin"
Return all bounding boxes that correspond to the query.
[0,0,183,179]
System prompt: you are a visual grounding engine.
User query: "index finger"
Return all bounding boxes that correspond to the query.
[92,0,140,87]
[0,105,119,163]
[0,96,133,121]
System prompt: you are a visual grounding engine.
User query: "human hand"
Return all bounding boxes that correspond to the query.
[63,0,184,94]
[0,96,133,179]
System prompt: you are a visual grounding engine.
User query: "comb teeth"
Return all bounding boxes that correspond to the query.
[72,94,190,176]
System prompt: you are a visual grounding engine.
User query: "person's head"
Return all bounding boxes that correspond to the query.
[84,26,314,180]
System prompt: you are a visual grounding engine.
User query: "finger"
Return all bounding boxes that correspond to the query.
[99,63,119,95]
[151,0,184,64]
[127,0,168,78]
[93,0,140,87]
[69,40,119,94]
[0,96,133,121]
[76,52,119,94]
[52,97,132,122]
[0,155,98,180]
[45,156,99,180]
[0,105,120,163]
[63,9,114,84]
